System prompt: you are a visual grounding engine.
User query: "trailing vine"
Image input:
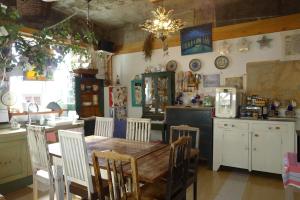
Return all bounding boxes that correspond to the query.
[0,3,98,75]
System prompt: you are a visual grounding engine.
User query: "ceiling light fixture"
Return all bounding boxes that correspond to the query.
[140,6,184,54]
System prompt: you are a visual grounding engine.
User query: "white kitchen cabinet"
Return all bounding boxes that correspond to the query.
[251,123,288,174]
[213,118,296,174]
[214,121,249,170]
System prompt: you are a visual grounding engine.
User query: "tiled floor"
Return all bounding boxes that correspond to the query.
[4,165,300,200]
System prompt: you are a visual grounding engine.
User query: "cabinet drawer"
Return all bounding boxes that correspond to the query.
[252,123,288,132]
[216,121,249,130]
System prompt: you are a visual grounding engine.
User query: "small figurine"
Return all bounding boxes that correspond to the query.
[175,93,183,105]
[116,75,120,85]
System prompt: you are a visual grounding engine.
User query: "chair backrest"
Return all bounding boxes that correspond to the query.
[166,136,192,200]
[94,117,114,137]
[170,125,200,149]
[126,118,151,142]
[93,150,140,200]
[27,125,52,175]
[58,130,94,194]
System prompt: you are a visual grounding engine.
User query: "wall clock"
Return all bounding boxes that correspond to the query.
[215,56,229,70]
[189,59,201,72]
[1,90,17,106]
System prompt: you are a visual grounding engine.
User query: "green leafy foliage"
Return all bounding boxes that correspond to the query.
[0,3,98,75]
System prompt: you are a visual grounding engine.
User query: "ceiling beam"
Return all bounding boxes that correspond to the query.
[149,0,162,3]
[115,13,300,55]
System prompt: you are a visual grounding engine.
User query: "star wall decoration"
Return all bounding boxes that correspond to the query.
[218,41,231,55]
[237,38,251,53]
[257,35,273,49]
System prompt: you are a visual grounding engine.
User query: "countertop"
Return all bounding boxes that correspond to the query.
[166,105,214,111]
[0,121,84,138]
[214,117,297,123]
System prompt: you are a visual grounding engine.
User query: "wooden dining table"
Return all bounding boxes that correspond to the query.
[48,135,172,199]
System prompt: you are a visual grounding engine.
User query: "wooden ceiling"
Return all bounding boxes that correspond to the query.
[1,0,300,45]
[2,0,299,29]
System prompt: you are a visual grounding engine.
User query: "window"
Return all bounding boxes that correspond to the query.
[9,52,75,111]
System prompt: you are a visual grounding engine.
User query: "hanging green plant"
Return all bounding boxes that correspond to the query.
[0,3,98,76]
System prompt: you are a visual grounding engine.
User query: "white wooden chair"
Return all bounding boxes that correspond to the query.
[58,130,94,200]
[126,118,151,142]
[94,117,114,137]
[26,125,55,200]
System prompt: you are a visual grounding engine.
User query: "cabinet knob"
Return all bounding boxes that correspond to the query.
[276,127,280,130]
[232,125,235,127]
[268,127,272,130]
[254,134,259,137]
[224,124,228,126]
[253,148,257,151]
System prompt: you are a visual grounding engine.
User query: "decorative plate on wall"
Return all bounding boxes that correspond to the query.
[215,56,229,70]
[189,59,201,72]
[166,60,178,72]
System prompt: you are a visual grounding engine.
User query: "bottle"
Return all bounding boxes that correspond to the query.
[40,115,45,125]
[262,106,268,119]
[116,75,120,85]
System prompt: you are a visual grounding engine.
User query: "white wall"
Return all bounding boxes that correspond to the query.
[111,30,294,118]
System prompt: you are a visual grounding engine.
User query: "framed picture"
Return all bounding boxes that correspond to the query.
[131,80,142,107]
[180,23,213,56]
[281,29,300,61]
[203,74,220,88]
[109,86,127,108]
[225,76,243,90]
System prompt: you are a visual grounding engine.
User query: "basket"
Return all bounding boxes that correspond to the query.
[16,0,51,19]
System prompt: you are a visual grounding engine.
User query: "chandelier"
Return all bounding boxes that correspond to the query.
[140,6,184,42]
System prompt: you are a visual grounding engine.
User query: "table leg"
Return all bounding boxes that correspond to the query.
[53,159,64,200]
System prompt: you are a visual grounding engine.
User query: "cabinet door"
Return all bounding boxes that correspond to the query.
[222,129,249,169]
[0,140,28,184]
[143,76,156,115]
[252,131,282,174]
[156,75,170,114]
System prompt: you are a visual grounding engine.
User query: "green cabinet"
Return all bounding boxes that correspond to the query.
[142,72,175,120]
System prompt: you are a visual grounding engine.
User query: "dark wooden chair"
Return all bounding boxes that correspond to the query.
[142,136,192,200]
[92,150,153,200]
[170,125,200,200]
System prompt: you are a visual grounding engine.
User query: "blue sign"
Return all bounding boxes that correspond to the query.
[180,23,213,55]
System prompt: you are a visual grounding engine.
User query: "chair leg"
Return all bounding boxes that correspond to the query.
[285,186,294,200]
[49,180,55,200]
[32,175,38,200]
[54,165,64,200]
[65,181,72,200]
[193,180,197,200]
